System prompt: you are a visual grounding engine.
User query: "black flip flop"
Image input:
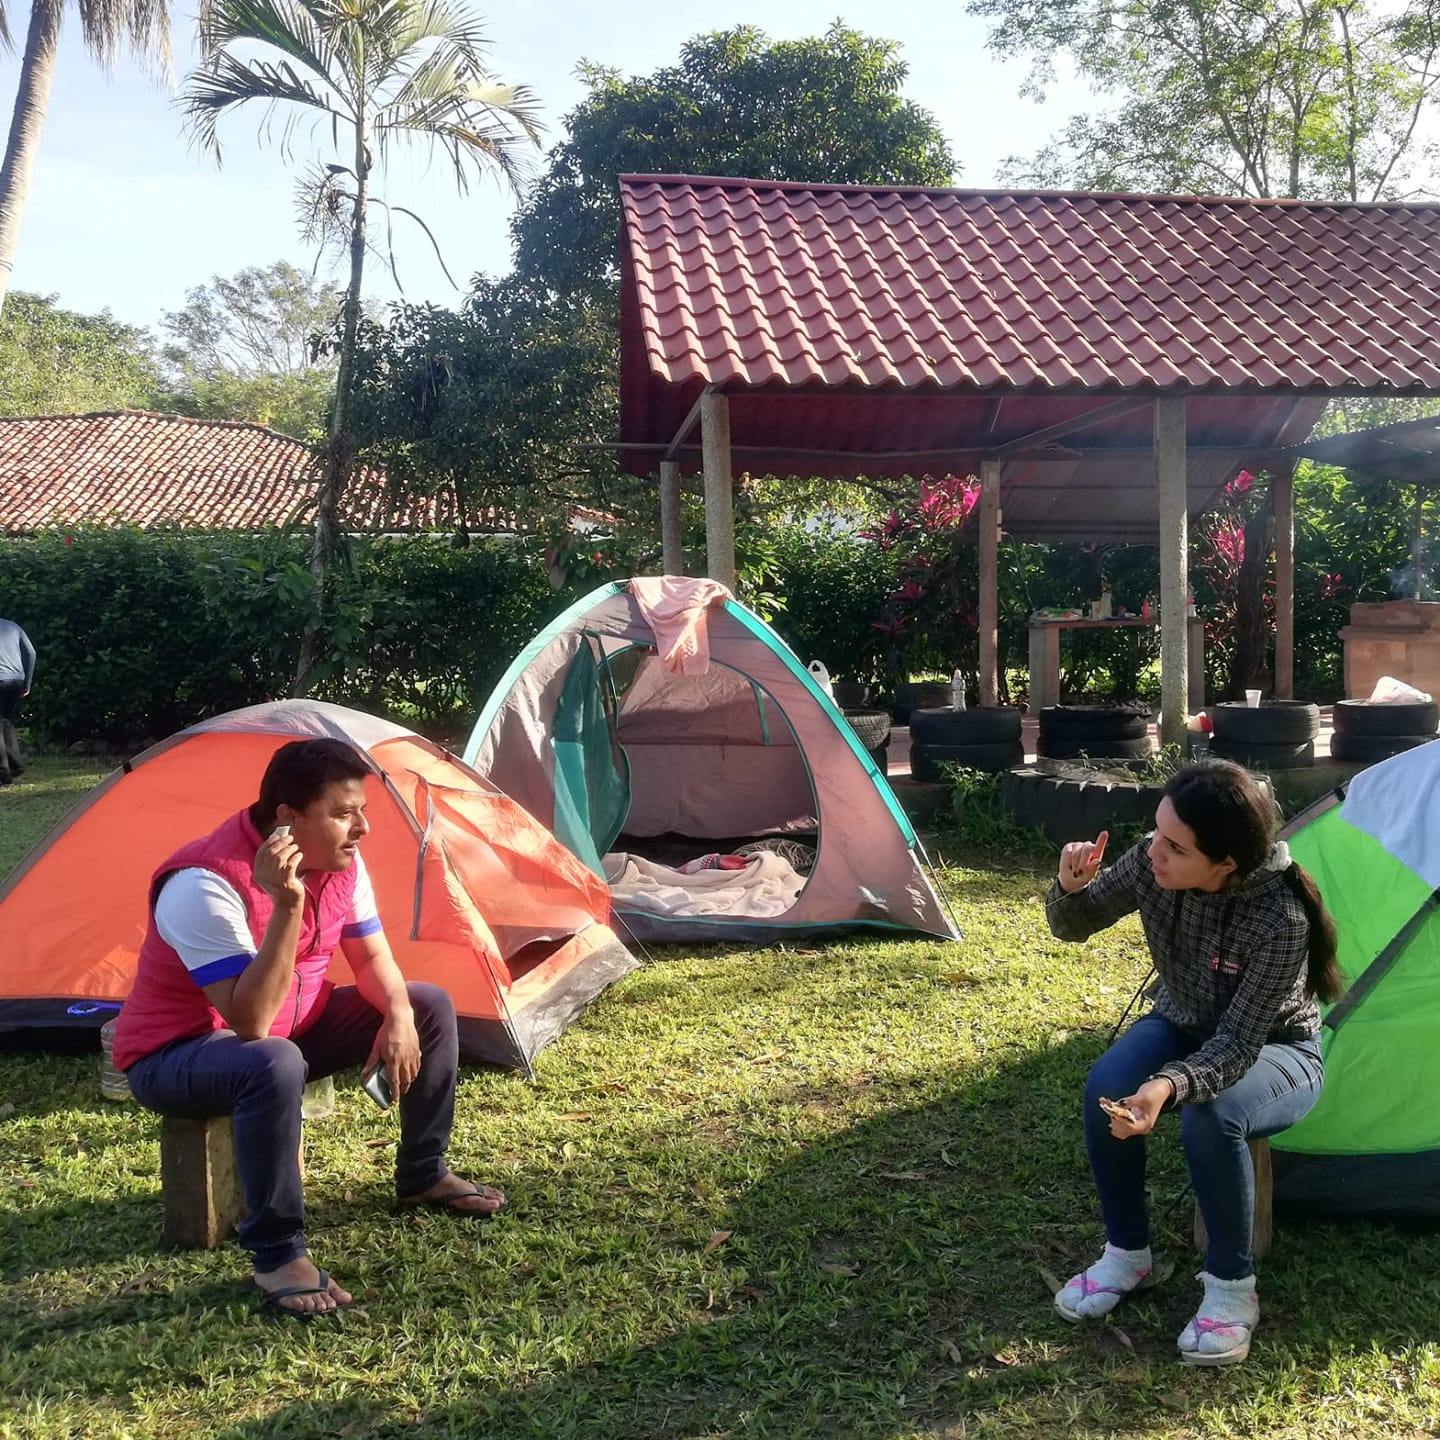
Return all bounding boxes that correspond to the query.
[256,1268,345,1321]
[396,1183,507,1219]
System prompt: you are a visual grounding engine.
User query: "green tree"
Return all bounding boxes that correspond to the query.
[0,0,170,314]
[0,290,160,415]
[971,0,1440,200]
[158,261,343,440]
[512,23,956,299]
[352,24,957,554]
[182,0,540,693]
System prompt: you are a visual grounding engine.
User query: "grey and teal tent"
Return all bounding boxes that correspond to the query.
[1273,741,1440,1218]
[463,580,958,944]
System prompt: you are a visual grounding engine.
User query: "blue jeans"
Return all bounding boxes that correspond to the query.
[1082,1012,1323,1279]
[127,982,459,1272]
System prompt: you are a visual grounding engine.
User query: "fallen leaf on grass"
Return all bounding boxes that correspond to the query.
[1098,1325,1134,1354]
[747,1052,784,1065]
[878,1170,928,1181]
[939,1148,958,1168]
[1151,1259,1176,1286]
[940,1338,966,1364]
[1157,1391,1189,1411]
[942,972,982,987]
[703,1229,733,1254]
[365,1137,395,1149]
[561,1141,579,1160]
[818,1262,859,1278]
[1038,1266,1065,1296]
[556,1111,593,1123]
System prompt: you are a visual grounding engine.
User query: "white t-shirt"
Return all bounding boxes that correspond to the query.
[154,851,382,988]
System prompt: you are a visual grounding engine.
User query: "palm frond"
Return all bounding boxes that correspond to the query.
[75,0,171,73]
[198,0,337,90]
[184,49,345,159]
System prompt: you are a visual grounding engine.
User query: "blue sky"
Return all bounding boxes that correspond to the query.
[0,1,1088,331]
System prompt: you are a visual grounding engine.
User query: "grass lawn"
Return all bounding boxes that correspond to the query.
[2,760,1438,1439]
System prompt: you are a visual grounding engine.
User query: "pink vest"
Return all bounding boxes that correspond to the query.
[113,809,356,1070]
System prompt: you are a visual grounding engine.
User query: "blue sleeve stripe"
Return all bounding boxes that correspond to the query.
[341,917,383,939]
[189,952,253,986]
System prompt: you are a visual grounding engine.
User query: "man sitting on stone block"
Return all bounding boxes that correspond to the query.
[114,737,506,1319]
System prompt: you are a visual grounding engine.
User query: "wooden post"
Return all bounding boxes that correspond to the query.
[1195,1136,1273,1264]
[1155,399,1190,748]
[1027,622,1061,711]
[659,460,684,577]
[979,459,1001,706]
[700,390,736,591]
[1274,467,1295,698]
[161,1116,247,1250]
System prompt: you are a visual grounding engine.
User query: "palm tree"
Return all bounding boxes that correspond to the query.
[0,0,170,313]
[183,0,540,693]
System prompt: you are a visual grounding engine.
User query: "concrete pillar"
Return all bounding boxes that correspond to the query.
[1155,398,1190,748]
[700,391,735,591]
[1274,467,1295,698]
[979,459,1001,706]
[659,460,684,577]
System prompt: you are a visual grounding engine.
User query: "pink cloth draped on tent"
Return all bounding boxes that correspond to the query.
[629,576,733,674]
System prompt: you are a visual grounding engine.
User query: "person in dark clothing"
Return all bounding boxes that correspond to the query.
[0,616,36,784]
[1046,761,1342,1367]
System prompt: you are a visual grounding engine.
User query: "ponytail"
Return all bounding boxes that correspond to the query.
[1284,862,1343,1003]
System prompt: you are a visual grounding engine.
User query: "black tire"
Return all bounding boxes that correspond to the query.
[911,740,1025,781]
[869,742,891,771]
[894,681,954,723]
[1211,701,1320,744]
[1210,737,1316,770]
[842,707,892,750]
[1332,699,1439,737]
[1036,734,1154,762]
[1038,705,1150,742]
[1000,768,1160,846]
[832,681,871,709]
[910,705,1023,745]
[1329,732,1438,764]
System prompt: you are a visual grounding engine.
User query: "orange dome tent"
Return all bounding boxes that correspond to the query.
[0,701,637,1070]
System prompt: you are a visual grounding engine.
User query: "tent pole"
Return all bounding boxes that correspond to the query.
[1155,398,1190,747]
[979,459,1001,706]
[659,460,684,576]
[1274,466,1295,698]
[701,390,736,591]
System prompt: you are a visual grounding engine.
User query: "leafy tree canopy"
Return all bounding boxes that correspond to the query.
[0,290,160,416]
[970,0,1440,200]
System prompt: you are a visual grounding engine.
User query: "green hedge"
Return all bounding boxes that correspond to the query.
[0,530,557,746]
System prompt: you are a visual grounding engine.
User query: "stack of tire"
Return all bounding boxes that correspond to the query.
[1210,701,1319,769]
[842,707,893,770]
[1036,704,1153,763]
[909,707,1024,781]
[1330,698,1439,765]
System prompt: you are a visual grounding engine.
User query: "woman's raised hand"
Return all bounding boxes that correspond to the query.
[1058,830,1109,894]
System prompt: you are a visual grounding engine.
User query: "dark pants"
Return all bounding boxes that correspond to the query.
[1082,1013,1323,1280]
[127,982,460,1271]
[0,679,24,780]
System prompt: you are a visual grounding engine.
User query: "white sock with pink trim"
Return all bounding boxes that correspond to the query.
[1054,1242,1152,1321]
[1178,1271,1258,1365]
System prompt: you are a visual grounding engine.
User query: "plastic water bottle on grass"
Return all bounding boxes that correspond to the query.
[99,1019,132,1103]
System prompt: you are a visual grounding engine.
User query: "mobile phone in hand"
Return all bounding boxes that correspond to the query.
[362,1061,394,1110]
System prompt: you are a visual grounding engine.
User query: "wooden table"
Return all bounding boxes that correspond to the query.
[1028,616,1206,712]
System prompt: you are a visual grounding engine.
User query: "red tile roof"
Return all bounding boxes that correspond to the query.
[0,411,454,534]
[620,177,1440,396]
[618,177,1440,540]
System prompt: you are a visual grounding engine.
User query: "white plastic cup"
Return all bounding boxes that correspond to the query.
[1245,689,1262,708]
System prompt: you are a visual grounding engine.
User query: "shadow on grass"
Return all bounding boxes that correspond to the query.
[8,1032,1440,1440]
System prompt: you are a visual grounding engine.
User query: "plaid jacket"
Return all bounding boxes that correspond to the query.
[1046,838,1320,1105]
